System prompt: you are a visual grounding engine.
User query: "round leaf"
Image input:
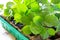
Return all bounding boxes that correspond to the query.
[45,14,59,27]
[22,25,31,35]
[33,16,43,26]
[47,28,56,36]
[14,13,21,23]
[51,0,60,4]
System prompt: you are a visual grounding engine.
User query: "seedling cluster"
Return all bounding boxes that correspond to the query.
[1,0,60,39]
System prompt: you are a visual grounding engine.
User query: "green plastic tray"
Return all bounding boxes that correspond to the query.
[0,16,29,40]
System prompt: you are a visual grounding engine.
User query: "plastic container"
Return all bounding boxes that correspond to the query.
[0,16,29,40]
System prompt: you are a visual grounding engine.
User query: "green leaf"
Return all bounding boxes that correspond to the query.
[14,13,21,23]
[39,26,49,39]
[51,0,60,4]
[12,4,28,16]
[33,16,43,26]
[36,0,48,4]
[41,0,48,4]
[17,4,28,14]
[30,22,43,35]
[24,0,36,5]
[45,4,54,12]
[24,0,31,5]
[22,25,31,35]
[21,14,33,25]
[13,0,22,3]
[51,4,60,11]
[11,5,18,14]
[40,9,49,18]
[45,14,59,27]
[4,8,14,18]
[56,23,60,32]
[40,30,49,39]
[6,2,14,8]
[30,2,39,12]
[0,4,4,9]
[4,9,10,17]
[31,0,36,2]
[55,13,60,19]
[47,28,56,36]
[55,3,60,8]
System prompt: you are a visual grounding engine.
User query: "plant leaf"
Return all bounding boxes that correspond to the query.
[0,4,4,9]
[13,0,22,3]
[17,4,28,14]
[21,14,33,25]
[30,2,39,12]
[47,28,56,36]
[36,0,48,4]
[45,14,59,27]
[33,16,43,26]
[6,2,14,8]
[4,9,10,17]
[30,22,43,35]
[51,0,60,4]
[14,13,21,23]
[40,29,49,39]
[22,25,31,35]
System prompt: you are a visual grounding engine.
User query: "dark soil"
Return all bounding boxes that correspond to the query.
[30,33,35,36]
[9,16,24,29]
[49,32,60,40]
[15,22,24,29]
